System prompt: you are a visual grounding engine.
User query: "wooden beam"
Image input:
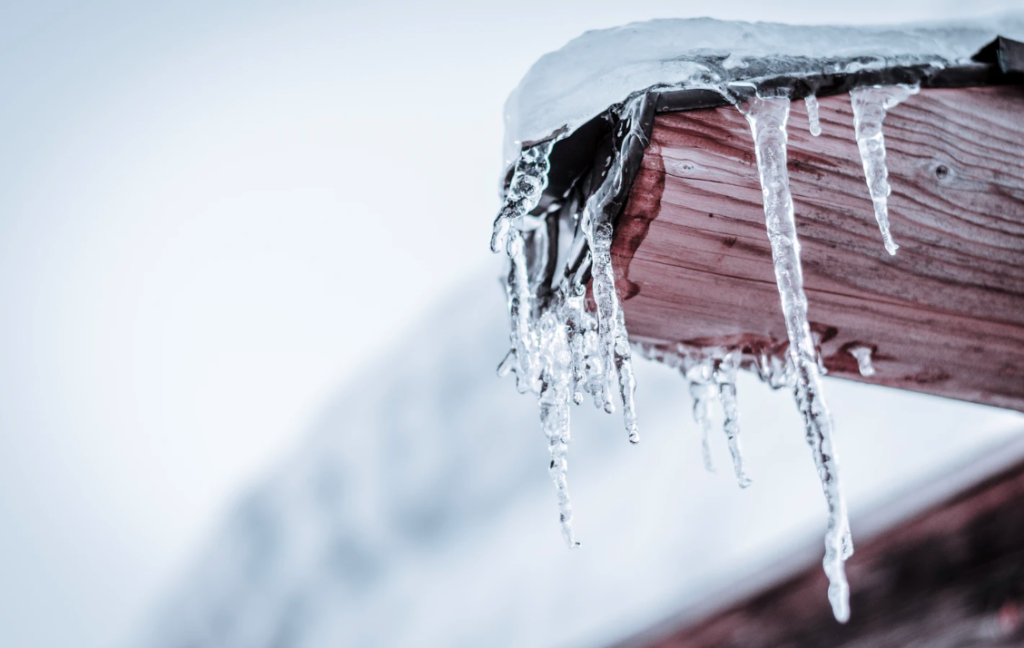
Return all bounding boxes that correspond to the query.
[616,450,1024,647]
[612,86,1024,411]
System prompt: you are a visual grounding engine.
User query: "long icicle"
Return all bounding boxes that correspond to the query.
[850,84,919,255]
[739,94,852,623]
[537,309,579,548]
[580,94,646,442]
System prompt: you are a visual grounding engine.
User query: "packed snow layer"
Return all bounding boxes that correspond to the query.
[503,15,1024,166]
[139,276,1024,648]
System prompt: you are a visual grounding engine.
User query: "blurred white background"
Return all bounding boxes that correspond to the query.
[1,1,1022,647]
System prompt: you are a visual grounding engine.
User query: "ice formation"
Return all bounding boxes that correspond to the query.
[850,346,877,377]
[850,84,920,255]
[737,94,852,621]
[493,15,1023,622]
[713,352,752,488]
[492,97,648,546]
[804,95,822,137]
[686,361,716,473]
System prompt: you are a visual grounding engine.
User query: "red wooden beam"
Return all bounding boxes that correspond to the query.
[612,86,1024,410]
[615,447,1024,647]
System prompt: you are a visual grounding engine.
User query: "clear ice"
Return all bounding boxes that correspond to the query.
[850,346,876,377]
[493,97,647,546]
[491,141,555,254]
[804,95,822,137]
[738,94,852,622]
[850,84,919,255]
[713,352,752,488]
[685,360,716,473]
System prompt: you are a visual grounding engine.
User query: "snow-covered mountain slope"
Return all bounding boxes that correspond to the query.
[138,273,1024,648]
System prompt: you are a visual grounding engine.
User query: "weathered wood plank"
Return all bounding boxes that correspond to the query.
[616,450,1024,648]
[613,86,1024,410]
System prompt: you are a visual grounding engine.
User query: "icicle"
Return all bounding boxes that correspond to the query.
[496,349,516,378]
[536,310,579,548]
[491,141,555,253]
[739,94,852,623]
[579,94,646,442]
[849,346,876,377]
[804,95,822,137]
[686,360,716,472]
[586,222,620,416]
[755,347,795,390]
[492,95,648,546]
[614,306,639,444]
[850,84,919,256]
[506,229,539,394]
[562,286,589,405]
[713,352,752,488]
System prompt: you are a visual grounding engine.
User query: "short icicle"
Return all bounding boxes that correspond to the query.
[686,359,716,473]
[849,84,919,255]
[739,93,853,622]
[561,286,590,405]
[505,229,539,393]
[491,141,555,253]
[713,352,752,488]
[849,346,876,377]
[804,95,822,137]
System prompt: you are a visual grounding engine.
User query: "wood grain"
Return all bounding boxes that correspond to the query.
[616,453,1024,648]
[613,86,1024,410]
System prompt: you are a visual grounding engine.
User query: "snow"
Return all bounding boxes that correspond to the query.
[503,15,1024,166]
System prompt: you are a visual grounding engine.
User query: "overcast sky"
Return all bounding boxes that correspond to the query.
[1,1,1022,647]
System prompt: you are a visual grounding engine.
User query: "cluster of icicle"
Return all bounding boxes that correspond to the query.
[490,98,646,548]
[490,84,911,622]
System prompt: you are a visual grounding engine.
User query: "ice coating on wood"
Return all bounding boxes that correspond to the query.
[804,95,822,137]
[738,94,852,622]
[503,15,1023,165]
[713,352,752,488]
[850,84,920,255]
[850,346,877,377]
